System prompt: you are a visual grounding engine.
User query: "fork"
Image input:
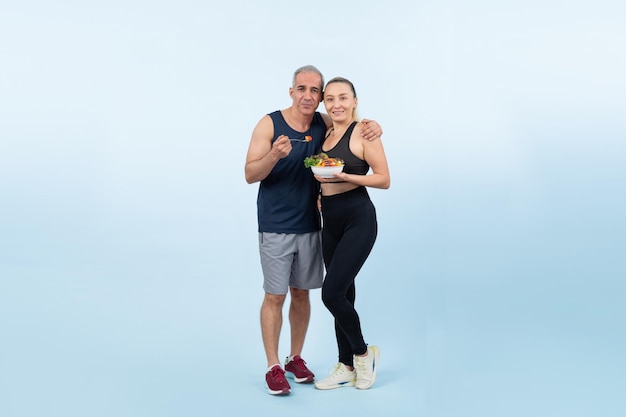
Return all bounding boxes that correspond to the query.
[290,135,313,143]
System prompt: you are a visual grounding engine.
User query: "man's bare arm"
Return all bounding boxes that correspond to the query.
[245,116,292,184]
[360,118,383,141]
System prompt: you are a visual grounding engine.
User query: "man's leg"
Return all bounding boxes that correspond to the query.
[283,287,315,383]
[261,293,286,367]
[288,287,310,357]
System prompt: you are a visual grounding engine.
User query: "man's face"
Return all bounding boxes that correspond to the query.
[290,72,323,116]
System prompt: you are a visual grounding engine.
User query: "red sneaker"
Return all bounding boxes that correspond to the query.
[266,365,291,395]
[284,355,315,383]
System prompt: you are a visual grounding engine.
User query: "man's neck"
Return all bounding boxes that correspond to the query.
[282,107,314,131]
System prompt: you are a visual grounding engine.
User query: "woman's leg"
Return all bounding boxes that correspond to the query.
[322,197,377,362]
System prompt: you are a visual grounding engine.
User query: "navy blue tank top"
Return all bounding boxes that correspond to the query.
[322,122,370,175]
[256,111,326,233]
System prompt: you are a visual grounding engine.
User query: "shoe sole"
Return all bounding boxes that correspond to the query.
[314,380,356,390]
[285,371,314,383]
[267,386,291,395]
[356,346,380,390]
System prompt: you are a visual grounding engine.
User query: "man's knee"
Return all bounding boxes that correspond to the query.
[289,287,310,303]
[263,293,287,309]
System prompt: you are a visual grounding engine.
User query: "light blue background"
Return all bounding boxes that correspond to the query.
[1,1,624,416]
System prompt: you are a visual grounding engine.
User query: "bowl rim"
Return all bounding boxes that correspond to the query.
[310,165,344,169]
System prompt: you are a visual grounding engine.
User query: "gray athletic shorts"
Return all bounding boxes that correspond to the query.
[259,231,324,295]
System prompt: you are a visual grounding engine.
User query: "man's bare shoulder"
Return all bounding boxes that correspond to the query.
[320,113,332,128]
[252,114,275,139]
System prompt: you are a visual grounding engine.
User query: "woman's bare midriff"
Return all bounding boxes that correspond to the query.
[320,182,359,197]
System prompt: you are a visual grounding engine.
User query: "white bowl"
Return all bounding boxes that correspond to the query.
[311,165,344,178]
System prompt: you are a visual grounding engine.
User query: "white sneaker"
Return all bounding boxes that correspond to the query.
[314,363,356,390]
[354,345,380,389]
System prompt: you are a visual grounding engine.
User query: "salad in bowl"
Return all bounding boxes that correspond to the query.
[304,153,344,178]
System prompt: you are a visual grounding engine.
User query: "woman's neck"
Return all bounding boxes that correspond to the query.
[329,120,354,138]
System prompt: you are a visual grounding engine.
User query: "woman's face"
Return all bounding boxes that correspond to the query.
[323,82,357,123]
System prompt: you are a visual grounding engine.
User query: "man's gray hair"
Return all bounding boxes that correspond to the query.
[292,65,324,88]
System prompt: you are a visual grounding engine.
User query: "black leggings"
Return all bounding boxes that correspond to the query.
[321,186,377,367]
